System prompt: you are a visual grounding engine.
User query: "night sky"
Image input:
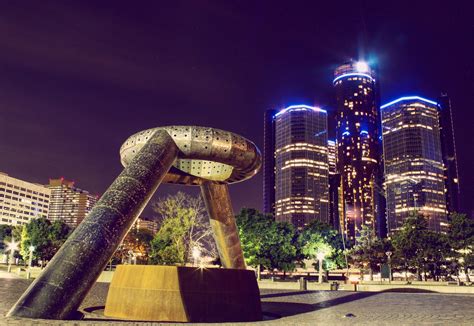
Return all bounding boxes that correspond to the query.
[0,1,472,217]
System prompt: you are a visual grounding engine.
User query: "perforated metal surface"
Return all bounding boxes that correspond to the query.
[120,126,261,185]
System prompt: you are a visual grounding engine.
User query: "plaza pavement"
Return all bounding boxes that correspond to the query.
[1,270,474,325]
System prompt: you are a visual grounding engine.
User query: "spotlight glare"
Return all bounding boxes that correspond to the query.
[355,61,369,73]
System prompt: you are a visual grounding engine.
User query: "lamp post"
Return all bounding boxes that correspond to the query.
[386,251,393,283]
[317,252,326,284]
[6,237,19,273]
[192,246,201,267]
[26,246,35,280]
[28,246,35,268]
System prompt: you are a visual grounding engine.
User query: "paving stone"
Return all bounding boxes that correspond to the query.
[1,273,474,325]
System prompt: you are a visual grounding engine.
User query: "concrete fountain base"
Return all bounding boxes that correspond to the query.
[104,265,262,322]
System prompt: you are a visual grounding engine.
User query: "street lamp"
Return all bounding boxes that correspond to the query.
[28,246,35,269]
[6,237,19,273]
[317,251,326,284]
[386,251,393,283]
[192,246,201,267]
[26,245,35,279]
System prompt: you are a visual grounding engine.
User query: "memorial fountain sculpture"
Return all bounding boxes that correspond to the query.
[8,126,262,322]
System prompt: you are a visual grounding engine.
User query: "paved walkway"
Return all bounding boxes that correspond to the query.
[1,273,473,325]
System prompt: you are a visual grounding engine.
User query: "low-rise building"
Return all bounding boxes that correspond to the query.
[0,172,51,226]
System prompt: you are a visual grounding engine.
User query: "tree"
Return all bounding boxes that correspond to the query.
[20,218,70,266]
[149,192,216,265]
[348,225,385,280]
[391,211,452,281]
[0,224,13,252]
[262,221,297,274]
[114,228,155,264]
[448,212,474,282]
[391,212,429,281]
[235,208,273,271]
[235,208,298,276]
[298,220,346,271]
[422,231,451,281]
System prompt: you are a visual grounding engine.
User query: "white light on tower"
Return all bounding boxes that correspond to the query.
[355,61,369,73]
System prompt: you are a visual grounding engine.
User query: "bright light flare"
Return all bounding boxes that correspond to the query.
[355,61,369,73]
[192,246,201,260]
[6,239,19,252]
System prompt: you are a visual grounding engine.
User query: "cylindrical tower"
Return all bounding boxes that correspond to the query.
[381,96,448,233]
[334,61,380,241]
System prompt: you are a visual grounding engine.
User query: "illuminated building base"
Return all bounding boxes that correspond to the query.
[104,265,262,322]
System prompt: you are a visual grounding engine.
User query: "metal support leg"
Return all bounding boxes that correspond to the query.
[8,130,179,319]
[200,181,246,269]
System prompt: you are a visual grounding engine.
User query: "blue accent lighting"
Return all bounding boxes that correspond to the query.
[380,96,438,109]
[274,104,327,117]
[360,130,369,135]
[333,73,375,84]
[342,131,350,136]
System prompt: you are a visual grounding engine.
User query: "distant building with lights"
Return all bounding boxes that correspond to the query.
[328,140,340,229]
[328,140,338,175]
[437,93,461,214]
[264,104,329,228]
[263,109,277,216]
[381,96,448,233]
[334,61,382,240]
[0,172,51,226]
[132,217,158,235]
[47,178,98,229]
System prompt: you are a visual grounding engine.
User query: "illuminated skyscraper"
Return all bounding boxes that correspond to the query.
[381,96,448,233]
[334,61,381,240]
[328,140,340,229]
[264,105,329,227]
[263,109,277,216]
[438,93,461,213]
[47,178,98,228]
[328,140,337,174]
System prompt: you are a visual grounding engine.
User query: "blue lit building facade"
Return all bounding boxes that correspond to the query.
[264,105,329,228]
[334,61,381,241]
[381,96,448,233]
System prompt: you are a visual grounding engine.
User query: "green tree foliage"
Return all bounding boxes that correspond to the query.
[149,192,215,265]
[391,212,428,280]
[447,212,474,282]
[264,221,297,273]
[391,211,451,281]
[0,224,13,251]
[298,220,346,270]
[348,225,387,280]
[20,218,71,265]
[235,208,298,273]
[235,208,274,268]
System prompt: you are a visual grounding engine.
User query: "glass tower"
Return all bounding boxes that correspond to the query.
[328,140,340,230]
[437,93,461,214]
[381,96,448,233]
[270,105,329,228]
[334,61,380,241]
[263,109,277,216]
